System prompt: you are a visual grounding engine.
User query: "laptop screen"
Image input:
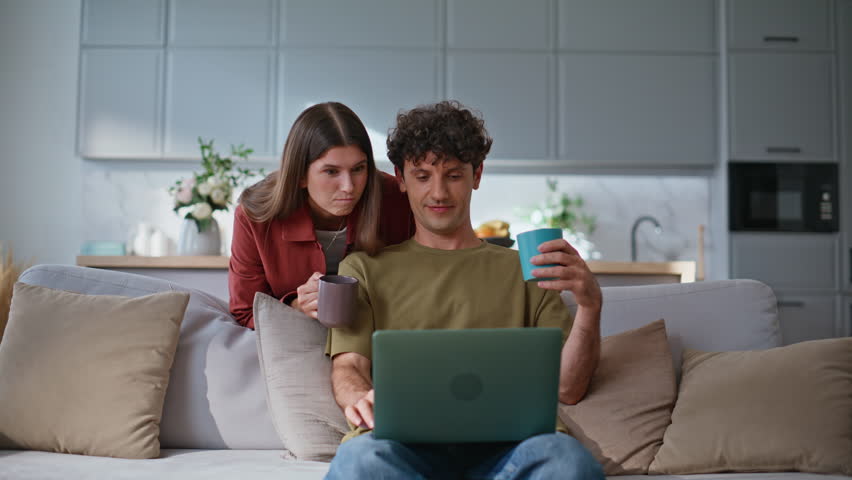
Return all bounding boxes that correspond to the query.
[372,327,562,443]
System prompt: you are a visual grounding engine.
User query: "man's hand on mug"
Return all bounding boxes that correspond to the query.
[531,239,602,311]
[292,272,322,319]
[344,389,375,429]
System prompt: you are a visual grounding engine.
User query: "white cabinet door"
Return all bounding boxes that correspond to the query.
[558,0,716,52]
[78,50,163,158]
[278,50,440,159]
[169,0,275,46]
[447,53,551,160]
[559,54,717,167]
[729,53,835,161]
[164,50,275,157]
[728,0,832,51]
[448,0,551,50]
[280,0,439,47]
[840,0,852,287]
[776,293,838,344]
[730,233,838,291]
[82,0,165,46]
[844,296,852,337]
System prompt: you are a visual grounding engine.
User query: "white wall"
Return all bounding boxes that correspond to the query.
[0,0,83,265]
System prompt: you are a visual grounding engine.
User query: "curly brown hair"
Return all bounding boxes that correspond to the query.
[386,100,493,173]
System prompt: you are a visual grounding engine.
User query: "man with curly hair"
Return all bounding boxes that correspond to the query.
[324,100,604,479]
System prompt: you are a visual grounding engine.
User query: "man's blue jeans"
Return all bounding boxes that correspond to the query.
[324,432,604,480]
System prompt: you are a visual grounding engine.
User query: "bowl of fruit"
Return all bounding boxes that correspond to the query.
[475,220,514,248]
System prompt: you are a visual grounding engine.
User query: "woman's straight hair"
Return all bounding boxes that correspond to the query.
[239,102,383,255]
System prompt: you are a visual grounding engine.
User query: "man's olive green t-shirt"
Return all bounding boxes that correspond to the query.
[326,238,572,359]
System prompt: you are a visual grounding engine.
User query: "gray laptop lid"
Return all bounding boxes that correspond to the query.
[372,328,562,443]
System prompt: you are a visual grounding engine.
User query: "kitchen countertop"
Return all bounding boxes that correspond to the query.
[587,260,696,283]
[77,256,697,283]
[77,255,229,269]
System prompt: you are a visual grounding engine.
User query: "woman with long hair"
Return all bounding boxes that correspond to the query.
[229,102,412,328]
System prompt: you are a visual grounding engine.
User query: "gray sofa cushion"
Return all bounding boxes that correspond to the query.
[1,449,849,480]
[18,264,280,450]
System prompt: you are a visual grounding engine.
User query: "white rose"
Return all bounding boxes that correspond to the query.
[210,188,227,206]
[197,181,212,196]
[205,175,226,191]
[191,202,213,220]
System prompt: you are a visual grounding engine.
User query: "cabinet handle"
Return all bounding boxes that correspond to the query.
[763,36,799,43]
[778,300,806,308]
[766,146,802,154]
[849,248,852,285]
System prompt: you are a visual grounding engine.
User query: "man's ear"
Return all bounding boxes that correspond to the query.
[472,163,484,190]
[394,166,407,193]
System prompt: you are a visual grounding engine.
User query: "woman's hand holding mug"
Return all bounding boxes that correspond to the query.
[292,272,323,319]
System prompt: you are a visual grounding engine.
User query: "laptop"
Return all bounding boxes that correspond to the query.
[371,327,562,443]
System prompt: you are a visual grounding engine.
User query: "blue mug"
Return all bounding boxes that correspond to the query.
[517,228,562,281]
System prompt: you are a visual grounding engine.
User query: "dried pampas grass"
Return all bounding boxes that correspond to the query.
[0,243,29,343]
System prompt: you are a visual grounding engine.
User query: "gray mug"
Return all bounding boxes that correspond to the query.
[317,275,359,328]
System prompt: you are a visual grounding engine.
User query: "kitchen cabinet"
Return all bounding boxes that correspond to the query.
[448,0,550,50]
[558,54,717,167]
[279,0,438,47]
[728,53,835,162]
[559,0,716,52]
[77,0,720,170]
[169,0,275,46]
[730,233,838,291]
[775,293,839,344]
[78,49,163,158]
[164,50,275,157]
[728,0,833,51]
[447,53,551,160]
[81,0,165,46]
[839,0,852,291]
[277,50,440,158]
[845,296,852,337]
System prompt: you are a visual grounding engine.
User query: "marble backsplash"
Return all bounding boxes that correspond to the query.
[83,160,710,265]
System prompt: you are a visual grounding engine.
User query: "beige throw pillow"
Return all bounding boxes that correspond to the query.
[559,319,677,475]
[253,292,348,461]
[0,282,188,459]
[650,337,852,475]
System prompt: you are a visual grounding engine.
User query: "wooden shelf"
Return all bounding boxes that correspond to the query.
[76,255,696,282]
[76,255,229,269]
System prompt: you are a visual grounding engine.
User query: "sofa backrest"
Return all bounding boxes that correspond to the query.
[19,264,280,450]
[20,266,780,450]
[562,279,782,379]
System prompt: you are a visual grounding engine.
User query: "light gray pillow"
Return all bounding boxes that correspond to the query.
[253,292,348,461]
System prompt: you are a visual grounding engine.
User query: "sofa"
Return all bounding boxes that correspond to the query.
[0,264,849,479]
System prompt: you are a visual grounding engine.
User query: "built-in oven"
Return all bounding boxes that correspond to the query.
[729,162,838,232]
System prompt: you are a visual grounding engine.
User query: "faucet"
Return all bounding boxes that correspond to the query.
[631,215,662,262]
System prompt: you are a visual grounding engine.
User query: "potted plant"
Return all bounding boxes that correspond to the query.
[522,178,601,260]
[169,138,264,255]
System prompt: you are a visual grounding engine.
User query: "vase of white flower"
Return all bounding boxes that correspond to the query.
[170,138,264,256]
[177,217,221,255]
